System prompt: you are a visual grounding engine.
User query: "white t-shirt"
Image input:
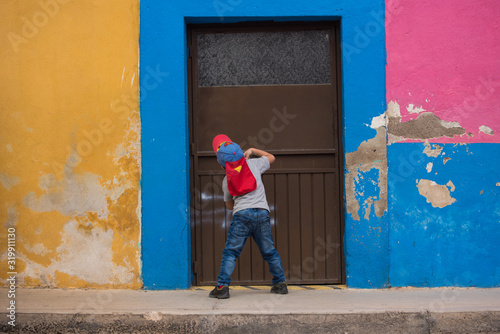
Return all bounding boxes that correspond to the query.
[222,156,270,214]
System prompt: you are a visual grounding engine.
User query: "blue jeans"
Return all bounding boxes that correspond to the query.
[217,208,286,286]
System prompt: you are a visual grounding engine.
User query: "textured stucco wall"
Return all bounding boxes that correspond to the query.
[0,0,141,288]
[385,0,500,287]
[386,0,500,144]
[2,0,497,290]
[141,0,388,289]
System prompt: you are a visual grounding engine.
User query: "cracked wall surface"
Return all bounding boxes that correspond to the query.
[345,127,387,221]
[386,102,467,143]
[0,0,141,288]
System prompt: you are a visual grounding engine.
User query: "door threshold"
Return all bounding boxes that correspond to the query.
[190,285,347,291]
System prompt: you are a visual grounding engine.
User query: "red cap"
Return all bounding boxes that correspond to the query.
[212,134,232,153]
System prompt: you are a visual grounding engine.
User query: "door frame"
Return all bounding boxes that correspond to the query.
[187,21,345,286]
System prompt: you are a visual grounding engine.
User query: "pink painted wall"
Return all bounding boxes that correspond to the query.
[386,0,500,143]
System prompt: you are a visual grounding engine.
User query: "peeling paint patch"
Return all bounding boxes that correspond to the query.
[345,127,387,221]
[3,205,18,228]
[363,198,374,220]
[23,166,128,219]
[22,242,49,256]
[417,179,456,208]
[370,113,386,129]
[6,144,13,152]
[386,101,466,143]
[479,125,494,136]
[496,182,500,187]
[0,173,20,190]
[426,162,433,173]
[406,104,425,114]
[19,220,135,285]
[443,157,451,164]
[423,141,443,157]
[113,143,132,163]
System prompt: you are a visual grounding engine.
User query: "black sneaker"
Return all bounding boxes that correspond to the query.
[270,282,288,294]
[209,285,229,299]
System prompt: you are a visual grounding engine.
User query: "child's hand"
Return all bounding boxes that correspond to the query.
[244,148,253,159]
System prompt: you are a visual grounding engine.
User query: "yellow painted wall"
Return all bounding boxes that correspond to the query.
[0,0,141,288]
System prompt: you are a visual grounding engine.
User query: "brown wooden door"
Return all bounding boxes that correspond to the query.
[188,22,344,286]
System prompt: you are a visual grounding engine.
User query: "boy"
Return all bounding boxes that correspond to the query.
[209,134,288,299]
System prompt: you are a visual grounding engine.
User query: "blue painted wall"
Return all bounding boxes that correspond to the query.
[140,0,388,289]
[388,143,500,287]
[345,168,389,288]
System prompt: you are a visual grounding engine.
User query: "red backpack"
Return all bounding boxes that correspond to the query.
[225,157,257,196]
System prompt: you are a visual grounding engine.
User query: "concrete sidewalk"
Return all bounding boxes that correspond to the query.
[2,287,500,333]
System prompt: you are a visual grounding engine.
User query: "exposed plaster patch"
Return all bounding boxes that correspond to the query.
[423,141,443,158]
[496,182,500,187]
[18,220,134,285]
[0,173,20,190]
[479,125,494,136]
[23,169,111,218]
[3,205,18,228]
[15,111,141,287]
[363,198,373,220]
[113,143,131,163]
[102,176,133,202]
[370,113,386,129]
[387,100,401,119]
[440,120,462,129]
[417,179,456,208]
[23,149,131,219]
[389,112,466,141]
[386,101,466,143]
[124,117,141,159]
[406,104,425,114]
[426,162,433,173]
[22,242,49,256]
[345,127,387,221]
[443,157,451,164]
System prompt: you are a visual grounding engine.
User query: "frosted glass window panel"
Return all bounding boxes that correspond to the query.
[197,30,331,87]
